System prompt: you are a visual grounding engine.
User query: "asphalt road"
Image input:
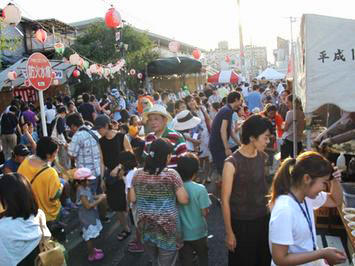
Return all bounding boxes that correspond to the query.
[66,182,227,266]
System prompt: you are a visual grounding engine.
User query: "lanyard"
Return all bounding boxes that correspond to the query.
[289,192,316,251]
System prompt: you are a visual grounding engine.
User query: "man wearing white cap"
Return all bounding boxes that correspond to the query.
[143,105,187,168]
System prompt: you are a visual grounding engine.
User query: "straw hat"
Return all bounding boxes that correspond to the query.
[143,104,172,122]
[173,110,201,131]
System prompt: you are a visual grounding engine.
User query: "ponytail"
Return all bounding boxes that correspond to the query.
[268,151,332,207]
[144,138,173,175]
[268,158,296,206]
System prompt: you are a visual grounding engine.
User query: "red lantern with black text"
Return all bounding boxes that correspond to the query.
[192,49,201,60]
[105,7,122,29]
[73,70,80,78]
[35,29,47,44]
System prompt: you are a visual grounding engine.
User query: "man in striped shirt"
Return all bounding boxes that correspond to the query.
[143,105,187,168]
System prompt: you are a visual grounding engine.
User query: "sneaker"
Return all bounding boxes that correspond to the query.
[128,243,144,253]
[94,248,104,254]
[88,250,104,261]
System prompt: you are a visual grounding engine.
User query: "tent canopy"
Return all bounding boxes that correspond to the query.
[295,14,355,113]
[0,58,75,91]
[147,56,202,77]
[256,68,285,80]
[207,70,239,84]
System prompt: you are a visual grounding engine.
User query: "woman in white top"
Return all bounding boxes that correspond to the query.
[269,151,346,266]
[0,173,51,266]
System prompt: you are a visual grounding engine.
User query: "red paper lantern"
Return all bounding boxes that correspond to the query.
[105,7,122,29]
[225,55,231,63]
[192,48,201,60]
[7,71,17,81]
[72,70,80,78]
[35,29,47,44]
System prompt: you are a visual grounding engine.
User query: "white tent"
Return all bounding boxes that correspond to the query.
[256,68,285,80]
[295,14,355,114]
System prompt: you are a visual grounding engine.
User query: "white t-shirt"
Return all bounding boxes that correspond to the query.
[269,192,327,266]
[45,108,56,124]
[0,209,51,266]
[124,168,138,195]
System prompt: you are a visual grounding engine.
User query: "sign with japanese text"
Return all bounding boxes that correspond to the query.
[26,53,53,91]
[297,14,355,113]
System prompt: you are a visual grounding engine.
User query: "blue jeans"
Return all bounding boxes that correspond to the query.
[144,241,178,266]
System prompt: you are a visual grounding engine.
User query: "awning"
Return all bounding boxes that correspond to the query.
[207,70,239,84]
[0,58,76,91]
[147,56,202,76]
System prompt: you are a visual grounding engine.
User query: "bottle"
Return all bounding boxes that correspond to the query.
[336,152,347,172]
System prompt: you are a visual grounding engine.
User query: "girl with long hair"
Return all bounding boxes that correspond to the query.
[129,138,188,266]
[269,151,346,266]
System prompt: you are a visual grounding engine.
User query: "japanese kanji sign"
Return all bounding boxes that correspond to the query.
[295,14,355,113]
[26,53,53,91]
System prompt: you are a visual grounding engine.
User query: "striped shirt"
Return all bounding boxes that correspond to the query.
[133,168,184,250]
[143,127,187,168]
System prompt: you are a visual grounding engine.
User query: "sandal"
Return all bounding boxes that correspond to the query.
[117,230,131,241]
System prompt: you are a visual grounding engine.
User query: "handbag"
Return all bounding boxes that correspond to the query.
[51,117,66,145]
[35,217,65,266]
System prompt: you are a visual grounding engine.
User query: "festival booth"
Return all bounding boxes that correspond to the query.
[207,70,239,84]
[147,56,206,92]
[0,58,75,111]
[256,68,285,81]
[295,14,355,253]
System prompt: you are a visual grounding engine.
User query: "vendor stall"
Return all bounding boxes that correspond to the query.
[147,56,205,92]
[295,13,355,254]
[256,67,285,80]
[207,70,239,84]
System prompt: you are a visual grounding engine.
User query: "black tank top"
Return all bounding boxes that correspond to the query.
[226,150,269,220]
[99,132,125,170]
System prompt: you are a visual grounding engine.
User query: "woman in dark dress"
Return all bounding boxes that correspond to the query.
[95,115,133,240]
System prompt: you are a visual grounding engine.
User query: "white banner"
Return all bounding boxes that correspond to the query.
[298,14,355,113]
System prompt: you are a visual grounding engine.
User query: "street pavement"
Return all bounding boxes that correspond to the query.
[66,182,228,266]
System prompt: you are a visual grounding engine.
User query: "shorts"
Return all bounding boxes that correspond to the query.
[210,149,226,175]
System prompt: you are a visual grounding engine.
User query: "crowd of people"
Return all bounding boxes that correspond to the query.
[0,80,348,266]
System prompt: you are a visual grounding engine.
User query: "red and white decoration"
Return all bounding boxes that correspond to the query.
[207,70,239,84]
[169,41,180,53]
[13,88,38,102]
[105,7,122,29]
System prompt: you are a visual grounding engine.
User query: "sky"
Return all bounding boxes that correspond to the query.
[3,0,355,62]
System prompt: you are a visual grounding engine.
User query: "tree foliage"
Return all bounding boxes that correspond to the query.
[66,22,159,96]
[0,20,21,68]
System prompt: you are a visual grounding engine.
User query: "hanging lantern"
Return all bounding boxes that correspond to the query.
[54,42,65,55]
[52,79,59,86]
[72,70,80,78]
[105,7,122,29]
[7,71,17,81]
[129,69,136,76]
[35,29,47,44]
[85,69,92,79]
[97,66,104,76]
[69,53,81,65]
[83,60,90,69]
[225,55,231,63]
[231,59,236,65]
[2,3,21,26]
[137,73,143,80]
[169,41,180,53]
[192,48,201,60]
[89,64,98,74]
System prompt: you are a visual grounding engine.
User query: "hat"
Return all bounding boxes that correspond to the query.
[93,114,110,130]
[111,88,120,98]
[143,104,172,122]
[173,110,201,131]
[14,144,30,156]
[73,168,96,180]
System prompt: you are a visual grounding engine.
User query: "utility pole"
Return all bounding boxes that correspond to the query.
[289,16,298,158]
[237,0,245,79]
